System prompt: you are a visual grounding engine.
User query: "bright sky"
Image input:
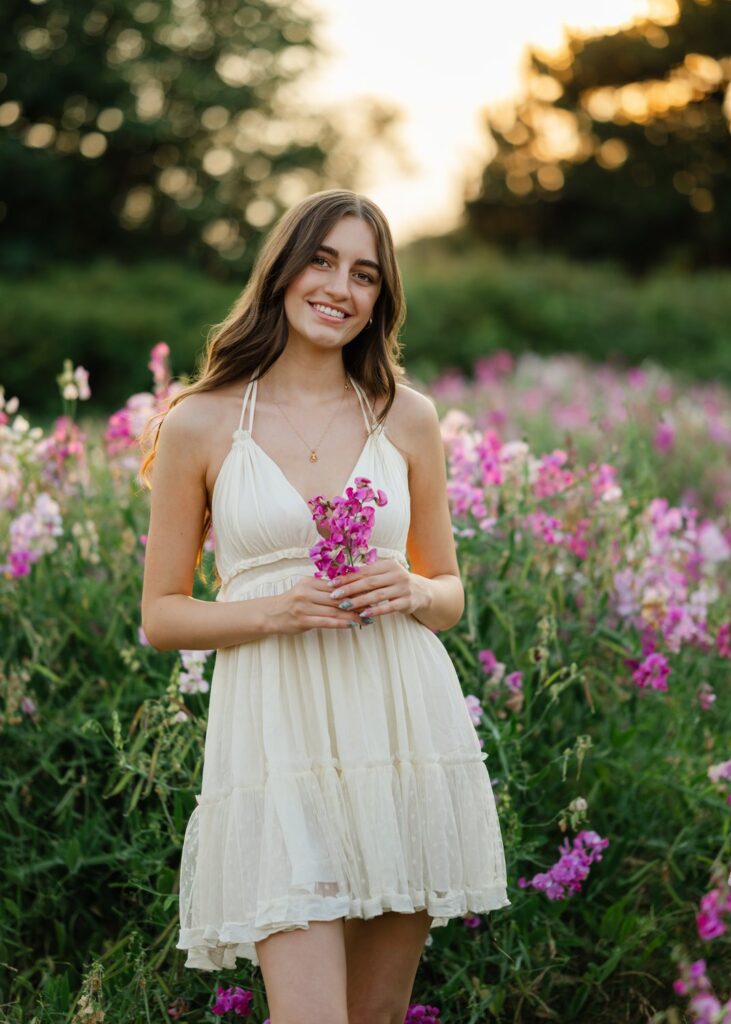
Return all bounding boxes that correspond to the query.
[300,0,660,244]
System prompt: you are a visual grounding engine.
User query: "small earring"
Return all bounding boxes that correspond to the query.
[367,316,373,327]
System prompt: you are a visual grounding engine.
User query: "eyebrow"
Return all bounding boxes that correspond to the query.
[316,244,382,277]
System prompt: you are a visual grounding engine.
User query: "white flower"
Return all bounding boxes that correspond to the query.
[72,366,91,400]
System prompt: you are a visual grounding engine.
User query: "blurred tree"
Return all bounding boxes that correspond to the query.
[0,0,404,278]
[464,0,731,274]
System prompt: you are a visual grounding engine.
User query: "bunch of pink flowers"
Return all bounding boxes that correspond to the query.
[674,960,731,1024]
[517,829,610,900]
[696,875,731,942]
[673,863,731,1022]
[613,498,729,654]
[671,958,728,1024]
[2,492,63,579]
[442,412,625,563]
[177,649,214,695]
[1,361,92,579]
[430,350,731,511]
[307,475,387,582]
[104,342,184,469]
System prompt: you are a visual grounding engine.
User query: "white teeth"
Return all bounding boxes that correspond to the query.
[312,303,346,319]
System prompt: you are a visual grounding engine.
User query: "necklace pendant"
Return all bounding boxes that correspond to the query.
[309,450,318,463]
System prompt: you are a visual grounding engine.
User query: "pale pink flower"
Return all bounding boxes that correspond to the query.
[464,695,484,725]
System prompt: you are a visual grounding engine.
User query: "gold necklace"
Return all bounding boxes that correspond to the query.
[270,378,351,463]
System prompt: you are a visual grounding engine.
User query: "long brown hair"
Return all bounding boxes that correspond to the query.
[139,188,408,583]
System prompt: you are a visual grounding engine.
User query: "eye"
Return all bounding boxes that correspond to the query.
[311,255,329,267]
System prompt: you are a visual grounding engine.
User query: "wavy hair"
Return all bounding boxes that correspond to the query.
[139,188,408,583]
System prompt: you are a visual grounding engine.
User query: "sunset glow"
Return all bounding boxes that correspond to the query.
[302,0,677,242]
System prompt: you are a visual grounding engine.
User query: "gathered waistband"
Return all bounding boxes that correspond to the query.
[217,546,409,595]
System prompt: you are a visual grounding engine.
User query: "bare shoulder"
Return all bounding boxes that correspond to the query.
[373,381,440,468]
[156,391,214,467]
[158,382,247,457]
[372,380,437,426]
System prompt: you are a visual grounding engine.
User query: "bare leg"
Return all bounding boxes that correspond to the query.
[344,910,434,1024]
[255,919,349,1024]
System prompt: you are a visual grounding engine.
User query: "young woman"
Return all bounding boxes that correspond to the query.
[140,189,510,1024]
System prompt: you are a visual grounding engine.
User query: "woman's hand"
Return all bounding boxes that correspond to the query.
[324,558,431,622]
[271,575,365,635]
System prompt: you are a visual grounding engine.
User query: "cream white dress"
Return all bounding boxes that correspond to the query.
[176,367,510,970]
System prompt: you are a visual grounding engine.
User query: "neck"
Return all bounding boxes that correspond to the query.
[260,350,350,404]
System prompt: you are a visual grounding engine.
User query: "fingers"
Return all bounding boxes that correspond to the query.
[325,574,389,599]
[303,606,367,630]
[296,591,368,629]
[333,585,401,616]
[306,566,402,627]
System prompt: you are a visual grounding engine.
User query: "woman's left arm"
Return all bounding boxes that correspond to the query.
[400,389,464,632]
[328,387,464,632]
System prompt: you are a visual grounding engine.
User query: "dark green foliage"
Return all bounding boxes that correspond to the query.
[2,244,731,419]
[0,259,236,416]
[398,237,731,383]
[0,0,336,278]
[466,0,731,272]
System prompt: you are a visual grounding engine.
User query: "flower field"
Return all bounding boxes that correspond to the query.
[1,345,730,1023]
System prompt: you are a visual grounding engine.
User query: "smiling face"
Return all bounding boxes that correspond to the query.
[282,214,382,351]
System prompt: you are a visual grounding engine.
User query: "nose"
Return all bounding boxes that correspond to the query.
[323,264,351,299]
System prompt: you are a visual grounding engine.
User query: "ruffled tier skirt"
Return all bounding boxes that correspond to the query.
[176,560,510,970]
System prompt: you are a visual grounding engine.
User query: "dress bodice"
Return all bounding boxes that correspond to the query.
[211,367,411,597]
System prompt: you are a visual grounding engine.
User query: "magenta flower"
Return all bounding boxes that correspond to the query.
[211,984,253,1017]
[404,1004,441,1023]
[654,420,675,453]
[478,649,503,678]
[307,476,387,583]
[696,879,731,942]
[697,888,731,941]
[533,449,574,499]
[518,829,609,900]
[625,651,670,692]
[505,671,523,693]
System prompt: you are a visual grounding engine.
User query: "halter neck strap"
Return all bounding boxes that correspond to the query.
[235,366,378,436]
[236,369,261,434]
[348,376,378,433]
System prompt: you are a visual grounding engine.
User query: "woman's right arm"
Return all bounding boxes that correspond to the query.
[140,397,359,651]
